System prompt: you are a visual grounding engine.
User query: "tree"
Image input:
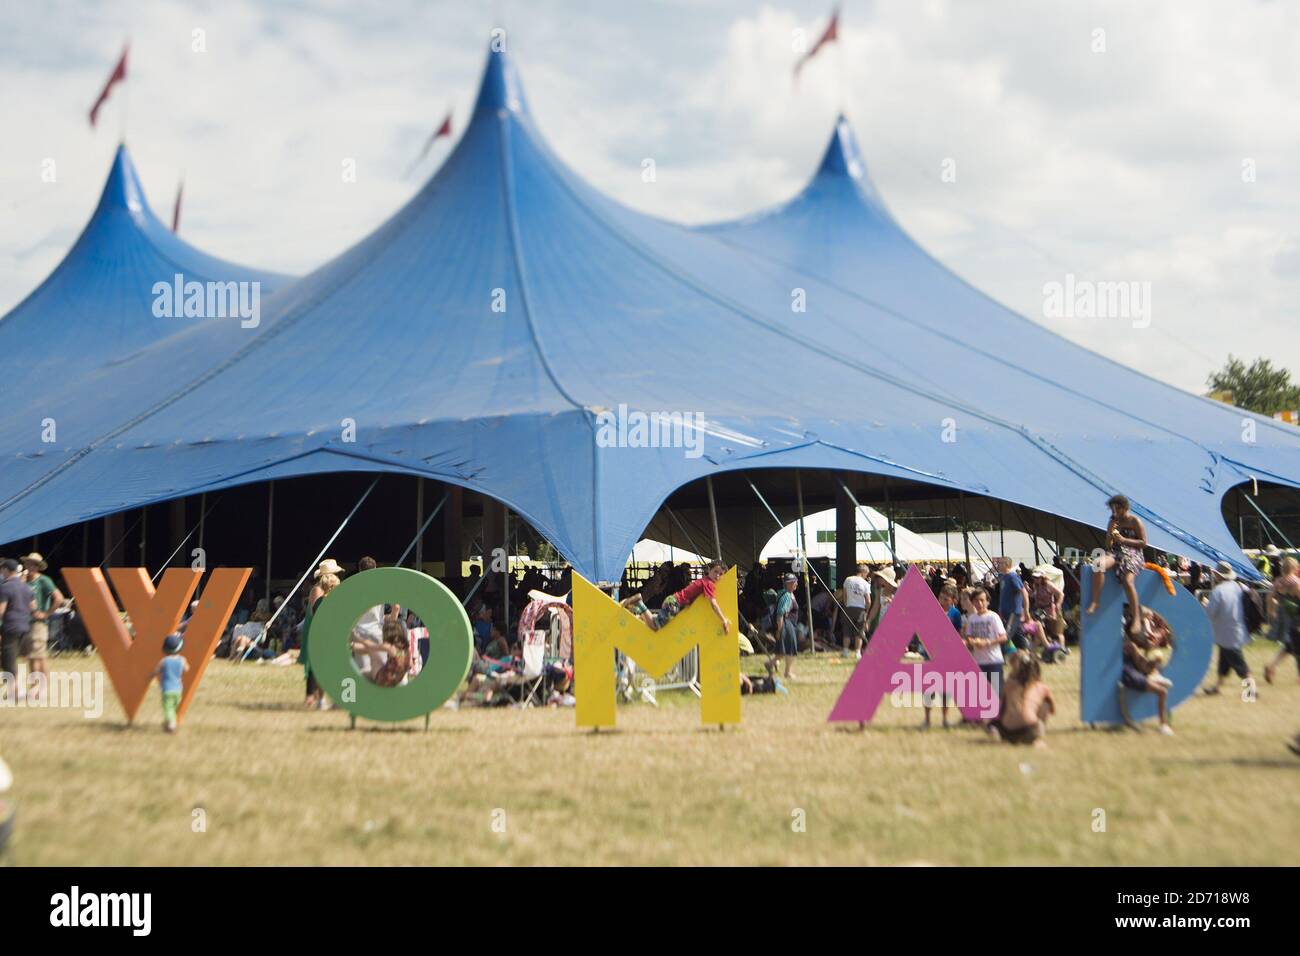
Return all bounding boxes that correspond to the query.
[1206,355,1300,415]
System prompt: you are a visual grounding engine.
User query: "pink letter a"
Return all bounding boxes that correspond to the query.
[828,566,989,723]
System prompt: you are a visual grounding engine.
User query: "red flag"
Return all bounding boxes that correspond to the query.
[794,8,839,80]
[172,179,183,233]
[405,111,453,177]
[89,44,129,128]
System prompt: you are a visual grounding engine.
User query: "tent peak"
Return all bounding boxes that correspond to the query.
[95,142,149,220]
[816,114,866,181]
[471,41,528,120]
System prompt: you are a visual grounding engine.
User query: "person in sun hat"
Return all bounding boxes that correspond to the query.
[301,560,343,708]
[1202,560,1253,696]
[771,573,800,680]
[152,632,190,733]
[1028,565,1065,652]
[864,565,898,645]
[20,553,63,702]
[314,558,344,579]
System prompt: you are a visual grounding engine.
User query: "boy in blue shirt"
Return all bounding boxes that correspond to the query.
[153,633,189,733]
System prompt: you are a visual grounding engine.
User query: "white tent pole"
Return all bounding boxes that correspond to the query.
[244,476,380,659]
[664,506,707,561]
[151,495,221,585]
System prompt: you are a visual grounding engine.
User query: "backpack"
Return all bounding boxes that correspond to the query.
[1241,584,1265,635]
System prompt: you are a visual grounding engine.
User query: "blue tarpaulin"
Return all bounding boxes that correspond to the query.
[1,47,1297,581]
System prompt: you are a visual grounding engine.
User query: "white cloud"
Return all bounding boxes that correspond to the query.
[1,0,1297,392]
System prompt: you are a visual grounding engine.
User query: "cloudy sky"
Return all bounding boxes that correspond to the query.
[2,0,1297,392]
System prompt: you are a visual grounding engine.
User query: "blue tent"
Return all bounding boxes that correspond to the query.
[1,47,1296,581]
[0,145,289,398]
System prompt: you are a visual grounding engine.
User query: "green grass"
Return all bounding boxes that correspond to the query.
[2,643,1298,866]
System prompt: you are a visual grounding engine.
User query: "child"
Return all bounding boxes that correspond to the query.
[922,586,962,729]
[1118,606,1174,735]
[655,561,732,634]
[962,588,1007,721]
[620,592,657,632]
[990,651,1056,746]
[1085,493,1148,636]
[368,619,411,688]
[153,632,190,733]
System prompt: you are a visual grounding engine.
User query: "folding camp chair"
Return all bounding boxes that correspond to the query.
[519,629,548,707]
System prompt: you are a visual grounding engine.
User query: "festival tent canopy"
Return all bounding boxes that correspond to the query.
[1,46,1298,582]
[697,117,1300,577]
[0,145,289,399]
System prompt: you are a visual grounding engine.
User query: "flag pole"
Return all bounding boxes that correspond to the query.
[837,13,847,114]
[119,38,130,143]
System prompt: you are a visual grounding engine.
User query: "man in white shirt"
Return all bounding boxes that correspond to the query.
[836,563,870,658]
[1202,561,1253,695]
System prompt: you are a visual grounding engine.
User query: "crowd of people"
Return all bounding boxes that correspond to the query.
[0,553,64,703]
[2,489,1299,756]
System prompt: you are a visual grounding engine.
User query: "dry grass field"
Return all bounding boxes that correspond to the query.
[2,642,1298,866]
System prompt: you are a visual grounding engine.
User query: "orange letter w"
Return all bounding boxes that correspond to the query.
[61,567,250,723]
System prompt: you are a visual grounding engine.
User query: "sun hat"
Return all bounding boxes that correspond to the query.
[737,633,755,654]
[871,566,898,587]
[314,558,344,578]
[20,552,46,571]
[1265,544,1281,557]
[1213,560,1237,580]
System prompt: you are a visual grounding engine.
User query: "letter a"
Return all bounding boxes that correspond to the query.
[828,566,988,723]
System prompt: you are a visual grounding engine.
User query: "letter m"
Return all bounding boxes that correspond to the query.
[572,568,741,728]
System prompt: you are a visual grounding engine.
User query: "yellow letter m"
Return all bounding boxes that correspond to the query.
[572,568,741,728]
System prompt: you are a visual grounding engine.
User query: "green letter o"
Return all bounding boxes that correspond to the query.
[308,567,472,722]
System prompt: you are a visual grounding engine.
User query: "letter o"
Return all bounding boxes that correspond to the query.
[307,567,472,721]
